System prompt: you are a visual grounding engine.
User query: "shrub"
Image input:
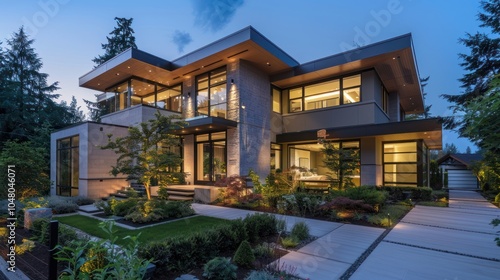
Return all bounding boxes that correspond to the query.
[382,186,433,201]
[495,192,500,204]
[219,219,248,251]
[342,186,387,206]
[253,243,274,259]
[233,240,255,268]
[203,257,238,280]
[290,222,310,242]
[47,196,79,214]
[281,237,299,249]
[244,213,278,243]
[70,196,95,206]
[94,199,112,216]
[31,218,78,247]
[215,175,247,202]
[15,239,35,255]
[80,246,107,274]
[293,192,322,217]
[320,196,374,212]
[111,198,139,216]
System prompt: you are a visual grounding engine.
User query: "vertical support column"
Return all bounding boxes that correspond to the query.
[127,79,132,108]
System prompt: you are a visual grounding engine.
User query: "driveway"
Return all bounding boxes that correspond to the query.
[350,190,500,280]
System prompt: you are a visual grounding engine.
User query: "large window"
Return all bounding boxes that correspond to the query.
[288,74,361,113]
[288,141,360,186]
[196,67,227,118]
[383,142,418,186]
[196,132,226,183]
[97,79,182,115]
[56,136,79,197]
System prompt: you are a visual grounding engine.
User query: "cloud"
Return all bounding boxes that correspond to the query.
[172,30,192,53]
[192,0,244,32]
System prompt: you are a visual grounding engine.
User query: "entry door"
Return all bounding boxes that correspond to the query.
[195,132,226,183]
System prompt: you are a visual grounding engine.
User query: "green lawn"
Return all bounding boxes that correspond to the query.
[55,215,227,245]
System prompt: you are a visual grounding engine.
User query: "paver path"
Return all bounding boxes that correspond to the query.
[192,203,386,279]
[350,190,500,280]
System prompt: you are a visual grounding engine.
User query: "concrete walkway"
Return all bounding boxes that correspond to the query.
[350,190,500,280]
[192,203,386,279]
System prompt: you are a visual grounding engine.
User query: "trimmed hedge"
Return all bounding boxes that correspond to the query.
[138,213,278,273]
[381,186,433,201]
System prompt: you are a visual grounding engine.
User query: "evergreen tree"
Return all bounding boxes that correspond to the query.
[406,76,432,120]
[0,27,60,144]
[441,0,500,131]
[83,96,106,122]
[92,17,137,66]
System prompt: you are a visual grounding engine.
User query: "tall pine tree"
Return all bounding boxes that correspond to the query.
[441,0,500,132]
[0,27,60,143]
[92,17,137,66]
[86,17,138,121]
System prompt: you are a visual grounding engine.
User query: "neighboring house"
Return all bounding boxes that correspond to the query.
[438,153,482,189]
[50,26,442,199]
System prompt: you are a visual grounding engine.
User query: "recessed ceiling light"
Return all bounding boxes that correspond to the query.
[266,62,271,66]
[116,73,120,76]
[127,66,130,69]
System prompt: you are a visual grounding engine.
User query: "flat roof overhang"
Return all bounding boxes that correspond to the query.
[172,116,237,135]
[271,34,425,114]
[276,118,443,150]
[79,48,173,91]
[79,26,299,92]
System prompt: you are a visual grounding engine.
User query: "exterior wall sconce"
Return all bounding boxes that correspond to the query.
[187,92,191,97]
[231,79,234,85]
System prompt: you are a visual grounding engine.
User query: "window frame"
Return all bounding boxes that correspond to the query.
[56,135,79,197]
[195,67,228,118]
[287,73,362,113]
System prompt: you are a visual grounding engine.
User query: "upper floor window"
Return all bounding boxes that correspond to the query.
[272,87,281,113]
[97,79,182,115]
[196,67,227,118]
[382,87,389,114]
[288,74,361,113]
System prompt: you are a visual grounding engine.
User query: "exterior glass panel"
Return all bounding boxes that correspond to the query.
[195,132,227,183]
[383,141,418,186]
[56,135,79,196]
[196,67,227,118]
[288,73,362,112]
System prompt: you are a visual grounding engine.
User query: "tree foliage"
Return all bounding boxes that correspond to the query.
[92,17,137,66]
[441,0,500,131]
[406,76,432,120]
[102,112,187,199]
[0,27,84,198]
[0,141,50,199]
[322,141,359,190]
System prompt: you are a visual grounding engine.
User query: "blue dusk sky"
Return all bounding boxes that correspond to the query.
[1,0,484,152]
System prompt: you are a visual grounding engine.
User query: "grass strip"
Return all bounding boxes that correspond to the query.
[55,215,227,245]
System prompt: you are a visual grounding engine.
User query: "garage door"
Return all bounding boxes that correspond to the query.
[447,169,478,189]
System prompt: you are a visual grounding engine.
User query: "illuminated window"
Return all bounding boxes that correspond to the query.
[272,87,281,113]
[288,74,362,112]
[196,67,227,118]
[383,142,418,186]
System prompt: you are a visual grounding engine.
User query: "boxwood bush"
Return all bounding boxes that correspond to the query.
[382,186,433,201]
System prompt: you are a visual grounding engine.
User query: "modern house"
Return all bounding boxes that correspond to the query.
[438,153,481,189]
[50,26,442,199]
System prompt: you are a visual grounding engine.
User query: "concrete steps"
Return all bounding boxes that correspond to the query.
[164,187,195,201]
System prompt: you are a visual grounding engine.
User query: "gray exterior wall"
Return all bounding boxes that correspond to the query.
[235,60,271,179]
[101,104,180,127]
[51,122,129,199]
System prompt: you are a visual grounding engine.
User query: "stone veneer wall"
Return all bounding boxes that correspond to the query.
[234,59,271,179]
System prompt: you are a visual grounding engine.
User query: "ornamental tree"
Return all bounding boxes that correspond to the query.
[322,141,359,190]
[102,112,187,200]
